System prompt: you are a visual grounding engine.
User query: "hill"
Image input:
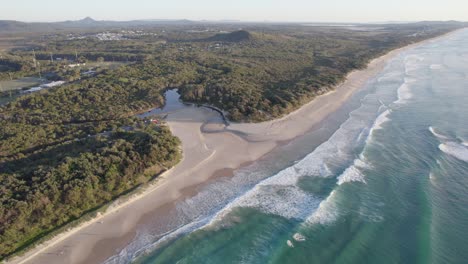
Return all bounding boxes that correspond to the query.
[0,20,57,33]
[206,30,252,42]
[0,17,195,34]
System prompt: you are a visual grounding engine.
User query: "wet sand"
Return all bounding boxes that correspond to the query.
[7,30,462,264]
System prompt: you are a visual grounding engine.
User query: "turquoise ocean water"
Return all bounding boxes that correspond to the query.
[107,29,468,264]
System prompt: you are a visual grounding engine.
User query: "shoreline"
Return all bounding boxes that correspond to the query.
[6,28,464,264]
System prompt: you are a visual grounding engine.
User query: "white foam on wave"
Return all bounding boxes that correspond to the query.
[305,190,340,225]
[206,163,327,225]
[439,142,468,162]
[104,217,210,264]
[429,126,449,140]
[396,78,415,104]
[337,158,368,185]
[229,185,321,220]
[430,64,443,70]
[369,110,391,137]
[378,71,401,83]
[303,155,370,226]
[404,55,424,76]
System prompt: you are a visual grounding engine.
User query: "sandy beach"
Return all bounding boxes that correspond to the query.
[6,30,461,264]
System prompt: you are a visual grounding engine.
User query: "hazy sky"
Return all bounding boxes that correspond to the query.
[3,0,467,23]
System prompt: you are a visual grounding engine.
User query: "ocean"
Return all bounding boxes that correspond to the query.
[107,29,468,264]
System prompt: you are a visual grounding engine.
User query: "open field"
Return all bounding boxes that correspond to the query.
[0,76,42,91]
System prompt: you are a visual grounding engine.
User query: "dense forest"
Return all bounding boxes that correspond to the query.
[1,22,463,121]
[0,63,182,258]
[0,21,463,259]
[0,124,180,257]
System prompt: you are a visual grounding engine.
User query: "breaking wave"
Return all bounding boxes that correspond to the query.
[304,190,340,225]
[369,110,391,137]
[377,71,402,83]
[404,54,424,76]
[337,158,369,185]
[396,78,415,104]
[104,218,210,264]
[439,142,468,162]
[429,126,450,140]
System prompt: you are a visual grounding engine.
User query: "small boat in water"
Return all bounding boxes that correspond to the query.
[287,240,294,248]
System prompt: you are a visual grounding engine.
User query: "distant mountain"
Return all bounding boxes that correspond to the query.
[0,20,57,33]
[0,17,195,34]
[78,17,97,24]
[54,17,103,28]
[0,18,96,33]
[59,16,98,25]
[0,20,29,31]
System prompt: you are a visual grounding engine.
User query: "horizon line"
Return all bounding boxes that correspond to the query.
[5,17,466,25]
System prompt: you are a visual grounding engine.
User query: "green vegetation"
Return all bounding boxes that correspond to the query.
[0,125,180,257]
[2,22,462,122]
[0,63,181,258]
[0,20,463,259]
